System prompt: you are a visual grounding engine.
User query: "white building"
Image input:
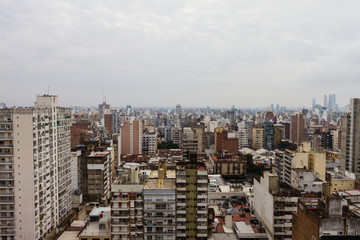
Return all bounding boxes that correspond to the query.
[290,168,323,193]
[253,172,300,240]
[143,178,176,240]
[0,95,72,240]
[237,121,249,149]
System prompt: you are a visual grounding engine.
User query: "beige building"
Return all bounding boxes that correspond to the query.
[274,142,326,186]
[322,173,356,196]
[252,126,264,150]
[0,95,72,240]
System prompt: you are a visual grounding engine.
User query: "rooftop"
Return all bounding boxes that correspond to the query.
[144,178,176,190]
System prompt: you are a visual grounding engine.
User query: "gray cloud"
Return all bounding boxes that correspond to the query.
[1,0,360,107]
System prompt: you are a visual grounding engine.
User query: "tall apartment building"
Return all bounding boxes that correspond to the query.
[104,113,113,135]
[264,121,274,150]
[176,156,208,240]
[341,98,360,179]
[254,172,301,240]
[252,126,264,150]
[119,120,143,155]
[171,127,182,148]
[182,128,198,156]
[273,124,283,149]
[111,168,144,240]
[290,112,305,143]
[143,163,176,240]
[0,95,72,240]
[87,152,111,203]
[195,124,205,153]
[237,121,249,149]
[142,131,157,155]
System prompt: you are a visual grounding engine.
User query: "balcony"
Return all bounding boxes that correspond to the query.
[0,191,14,196]
[0,152,12,157]
[197,179,207,184]
[177,202,186,207]
[197,233,208,237]
[0,136,12,140]
[0,145,12,149]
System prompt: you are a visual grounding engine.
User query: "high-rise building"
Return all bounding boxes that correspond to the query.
[237,121,249,149]
[226,110,235,128]
[328,93,336,111]
[104,113,113,135]
[142,131,157,155]
[252,126,264,150]
[119,120,143,155]
[263,121,274,150]
[111,165,144,240]
[0,95,72,240]
[176,104,182,115]
[171,127,182,148]
[99,101,110,119]
[143,162,176,240]
[254,172,301,240]
[290,112,305,143]
[182,127,198,155]
[341,98,360,179]
[176,155,208,239]
[87,152,111,203]
[312,98,316,110]
[324,94,328,109]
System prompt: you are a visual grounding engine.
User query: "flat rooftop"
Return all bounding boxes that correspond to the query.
[144,179,176,189]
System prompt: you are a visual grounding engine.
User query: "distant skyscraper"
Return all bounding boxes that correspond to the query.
[125,105,132,115]
[176,104,182,115]
[270,104,274,112]
[276,104,280,112]
[328,94,336,110]
[341,98,360,179]
[324,94,328,108]
[312,98,316,109]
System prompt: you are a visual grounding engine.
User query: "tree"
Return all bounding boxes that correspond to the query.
[157,140,179,149]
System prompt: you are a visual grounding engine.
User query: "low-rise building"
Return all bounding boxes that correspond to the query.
[292,196,360,240]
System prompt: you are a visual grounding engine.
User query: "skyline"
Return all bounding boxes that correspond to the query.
[2,1,360,107]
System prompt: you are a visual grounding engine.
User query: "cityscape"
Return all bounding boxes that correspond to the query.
[2,1,360,240]
[0,93,360,240]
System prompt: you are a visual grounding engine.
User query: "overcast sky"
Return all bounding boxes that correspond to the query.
[1,1,360,108]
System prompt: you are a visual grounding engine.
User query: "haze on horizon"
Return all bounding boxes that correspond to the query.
[1,0,360,108]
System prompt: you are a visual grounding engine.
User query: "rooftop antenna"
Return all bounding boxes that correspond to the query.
[48,85,50,95]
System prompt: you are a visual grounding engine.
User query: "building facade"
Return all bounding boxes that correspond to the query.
[0,95,72,240]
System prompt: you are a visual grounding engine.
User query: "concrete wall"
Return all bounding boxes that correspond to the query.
[13,112,36,240]
[253,178,274,239]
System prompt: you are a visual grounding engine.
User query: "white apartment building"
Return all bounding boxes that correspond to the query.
[0,95,72,240]
[111,173,144,240]
[237,121,249,149]
[143,179,176,240]
[254,172,300,240]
